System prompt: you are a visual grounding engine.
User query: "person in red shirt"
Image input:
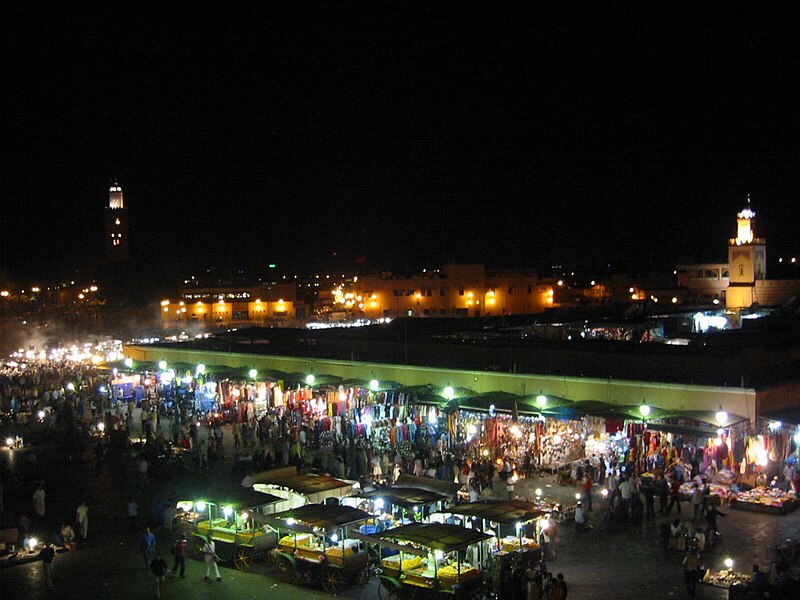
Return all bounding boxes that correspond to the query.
[171,533,188,578]
[582,473,593,511]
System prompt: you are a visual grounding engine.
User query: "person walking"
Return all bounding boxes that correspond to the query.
[691,484,704,517]
[642,483,656,521]
[581,473,593,511]
[554,573,569,599]
[682,549,702,598]
[76,500,89,539]
[140,527,156,569]
[201,536,222,582]
[656,474,669,514]
[33,482,46,517]
[127,499,140,532]
[666,475,682,515]
[150,552,168,599]
[172,533,188,578]
[40,542,56,590]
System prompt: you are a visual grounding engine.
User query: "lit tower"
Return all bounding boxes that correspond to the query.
[104,182,130,262]
[726,195,766,309]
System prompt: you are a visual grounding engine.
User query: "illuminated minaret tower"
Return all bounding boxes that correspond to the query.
[104,182,130,262]
[726,195,766,309]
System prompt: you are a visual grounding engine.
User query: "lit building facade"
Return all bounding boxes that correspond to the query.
[336,264,552,319]
[104,183,129,262]
[677,202,800,310]
[160,283,303,331]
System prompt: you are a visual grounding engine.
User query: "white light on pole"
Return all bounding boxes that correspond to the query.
[443,386,455,400]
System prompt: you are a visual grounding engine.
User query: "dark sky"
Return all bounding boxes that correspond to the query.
[2,4,799,281]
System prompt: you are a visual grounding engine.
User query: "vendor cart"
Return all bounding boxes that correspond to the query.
[346,473,461,526]
[262,503,374,594]
[354,522,490,599]
[189,487,283,571]
[253,466,356,507]
[436,499,544,595]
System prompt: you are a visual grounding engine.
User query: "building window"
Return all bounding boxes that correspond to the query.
[458,289,465,296]
[527,286,533,294]
[508,286,514,294]
[440,288,446,296]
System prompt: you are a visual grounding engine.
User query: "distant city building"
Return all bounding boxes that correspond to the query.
[677,201,800,309]
[104,183,129,262]
[160,283,303,331]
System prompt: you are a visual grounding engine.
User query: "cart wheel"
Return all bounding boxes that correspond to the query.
[321,566,344,594]
[357,565,372,586]
[234,546,253,572]
[277,556,295,583]
[378,578,400,599]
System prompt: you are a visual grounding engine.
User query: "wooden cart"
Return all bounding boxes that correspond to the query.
[354,522,491,599]
[437,499,545,596]
[262,503,374,594]
[189,487,282,571]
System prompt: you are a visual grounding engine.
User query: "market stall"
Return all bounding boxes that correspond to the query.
[261,504,373,593]
[701,568,751,590]
[189,487,284,571]
[253,466,356,507]
[730,487,797,515]
[435,499,545,597]
[356,522,489,599]
[345,474,461,537]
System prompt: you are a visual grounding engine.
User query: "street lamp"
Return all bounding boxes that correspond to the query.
[249,369,257,379]
[536,394,547,409]
[443,386,454,400]
[715,406,728,426]
[639,403,651,418]
[305,374,315,386]
[369,379,380,392]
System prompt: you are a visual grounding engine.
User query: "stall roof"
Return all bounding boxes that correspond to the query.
[374,522,491,553]
[253,467,354,496]
[196,486,283,510]
[355,487,448,507]
[438,500,545,525]
[261,504,372,532]
[392,474,463,498]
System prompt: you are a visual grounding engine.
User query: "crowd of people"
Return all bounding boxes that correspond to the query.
[3,356,800,599]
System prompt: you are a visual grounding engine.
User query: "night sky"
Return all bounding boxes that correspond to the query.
[3,4,799,281]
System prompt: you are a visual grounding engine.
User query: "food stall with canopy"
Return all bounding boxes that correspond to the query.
[188,487,284,571]
[260,503,373,593]
[355,522,489,599]
[253,466,356,507]
[435,500,545,597]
